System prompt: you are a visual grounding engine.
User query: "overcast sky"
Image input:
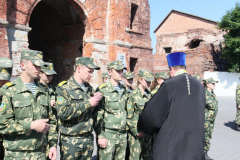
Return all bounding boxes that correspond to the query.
[149,0,238,54]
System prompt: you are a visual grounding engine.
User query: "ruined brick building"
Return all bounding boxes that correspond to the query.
[0,0,152,87]
[153,10,226,77]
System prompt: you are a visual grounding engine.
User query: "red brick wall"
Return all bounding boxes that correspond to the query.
[155,12,217,36]
[0,0,153,87]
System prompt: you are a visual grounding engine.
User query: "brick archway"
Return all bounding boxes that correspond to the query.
[27,0,93,84]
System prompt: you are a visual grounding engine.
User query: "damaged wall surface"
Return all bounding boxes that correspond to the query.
[0,0,153,87]
[153,10,226,78]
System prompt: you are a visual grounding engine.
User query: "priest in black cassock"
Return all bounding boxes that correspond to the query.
[138,52,205,160]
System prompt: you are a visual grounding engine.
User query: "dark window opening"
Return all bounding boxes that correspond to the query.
[130,57,138,72]
[130,3,138,29]
[189,39,203,49]
[164,47,172,53]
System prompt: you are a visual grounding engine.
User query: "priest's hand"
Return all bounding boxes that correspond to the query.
[137,131,145,137]
[238,105,240,109]
[98,138,108,148]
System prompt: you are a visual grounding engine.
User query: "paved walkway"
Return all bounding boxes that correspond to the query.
[208,96,240,160]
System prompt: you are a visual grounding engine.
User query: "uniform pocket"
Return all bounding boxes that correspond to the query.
[40,99,49,118]
[14,100,31,119]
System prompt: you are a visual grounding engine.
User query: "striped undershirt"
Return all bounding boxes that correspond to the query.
[25,82,36,96]
[79,83,87,93]
[114,85,122,97]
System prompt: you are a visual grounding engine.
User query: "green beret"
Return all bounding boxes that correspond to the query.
[203,78,218,84]
[41,62,57,75]
[154,71,169,80]
[0,57,13,80]
[107,60,126,70]
[21,49,44,67]
[137,69,154,82]
[123,72,134,79]
[75,57,100,70]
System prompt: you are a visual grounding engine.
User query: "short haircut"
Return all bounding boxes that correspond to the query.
[20,59,29,64]
[172,65,186,70]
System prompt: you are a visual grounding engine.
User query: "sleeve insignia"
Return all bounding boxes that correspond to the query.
[0,103,6,112]
[57,97,64,105]
[127,104,131,111]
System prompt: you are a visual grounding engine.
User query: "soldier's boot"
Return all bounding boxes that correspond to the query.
[205,153,213,160]
[236,124,240,131]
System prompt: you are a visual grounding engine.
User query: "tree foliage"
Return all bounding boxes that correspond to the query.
[218,3,240,72]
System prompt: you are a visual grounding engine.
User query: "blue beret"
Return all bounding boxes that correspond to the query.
[166,52,186,67]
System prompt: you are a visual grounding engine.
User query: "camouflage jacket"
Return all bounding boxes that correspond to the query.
[205,89,218,121]
[127,87,151,136]
[94,80,128,139]
[0,77,57,151]
[56,76,95,136]
[38,83,57,107]
[124,85,133,98]
[151,86,159,96]
[236,84,240,106]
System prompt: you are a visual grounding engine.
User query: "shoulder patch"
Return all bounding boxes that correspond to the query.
[0,103,6,112]
[127,104,131,111]
[58,81,67,86]
[57,96,64,105]
[99,83,106,89]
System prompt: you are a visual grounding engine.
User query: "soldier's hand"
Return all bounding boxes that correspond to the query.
[137,131,145,137]
[98,138,108,148]
[50,100,56,107]
[93,92,103,101]
[49,146,57,160]
[238,105,240,109]
[31,119,50,133]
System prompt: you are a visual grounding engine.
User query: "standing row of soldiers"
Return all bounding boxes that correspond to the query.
[0,48,237,160]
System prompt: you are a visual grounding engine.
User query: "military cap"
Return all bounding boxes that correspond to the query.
[107,60,127,70]
[123,71,134,79]
[41,62,57,75]
[102,72,110,78]
[75,57,100,70]
[0,57,13,80]
[193,75,203,82]
[137,69,154,82]
[21,49,44,66]
[155,71,169,80]
[203,78,218,84]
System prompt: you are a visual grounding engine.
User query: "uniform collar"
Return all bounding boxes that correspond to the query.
[136,86,150,98]
[106,80,126,94]
[69,76,89,92]
[15,77,44,94]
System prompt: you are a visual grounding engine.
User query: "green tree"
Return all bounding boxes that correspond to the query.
[218,3,240,72]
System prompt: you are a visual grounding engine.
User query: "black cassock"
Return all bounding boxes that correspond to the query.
[138,74,205,160]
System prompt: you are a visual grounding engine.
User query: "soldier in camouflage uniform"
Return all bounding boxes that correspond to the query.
[127,69,154,160]
[0,57,13,160]
[56,57,102,160]
[38,62,58,159]
[150,71,169,96]
[193,74,203,83]
[102,72,110,83]
[122,71,134,160]
[203,78,218,160]
[94,60,128,160]
[123,71,134,97]
[0,49,58,160]
[235,83,240,131]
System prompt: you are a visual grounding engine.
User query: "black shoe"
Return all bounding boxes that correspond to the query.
[205,153,213,160]
[236,124,240,131]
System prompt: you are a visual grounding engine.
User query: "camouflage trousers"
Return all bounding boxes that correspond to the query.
[204,120,215,153]
[60,133,93,160]
[98,129,127,160]
[4,147,46,160]
[128,132,152,160]
[235,105,240,125]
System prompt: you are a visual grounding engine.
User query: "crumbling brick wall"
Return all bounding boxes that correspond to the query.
[153,28,226,78]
